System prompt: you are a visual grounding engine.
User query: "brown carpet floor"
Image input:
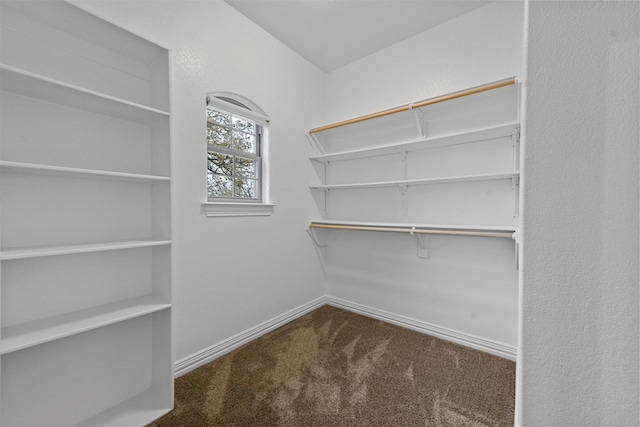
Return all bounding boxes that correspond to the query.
[150,305,515,426]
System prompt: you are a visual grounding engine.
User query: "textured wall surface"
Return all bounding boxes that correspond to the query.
[522,2,639,425]
[71,0,326,362]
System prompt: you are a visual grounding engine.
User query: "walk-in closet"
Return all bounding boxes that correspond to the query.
[0,1,637,426]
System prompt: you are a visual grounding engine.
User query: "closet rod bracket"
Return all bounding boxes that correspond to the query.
[411,227,430,259]
[306,225,327,248]
[412,108,426,139]
[306,133,324,155]
[512,230,520,270]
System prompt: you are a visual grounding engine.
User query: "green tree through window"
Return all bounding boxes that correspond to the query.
[206,97,263,201]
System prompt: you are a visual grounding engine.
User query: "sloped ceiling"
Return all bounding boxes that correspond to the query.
[224,0,492,72]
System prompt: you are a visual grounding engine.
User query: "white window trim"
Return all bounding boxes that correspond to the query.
[202,202,275,217]
[204,95,274,217]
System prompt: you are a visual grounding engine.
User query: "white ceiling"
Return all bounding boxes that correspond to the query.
[224,0,492,72]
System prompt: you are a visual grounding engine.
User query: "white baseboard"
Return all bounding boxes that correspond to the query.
[174,295,517,377]
[173,296,326,377]
[325,296,517,361]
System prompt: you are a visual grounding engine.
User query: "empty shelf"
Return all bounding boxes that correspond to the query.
[310,171,519,191]
[0,240,172,261]
[0,64,169,125]
[0,161,170,182]
[310,123,520,163]
[308,220,517,238]
[0,295,171,355]
[74,387,172,427]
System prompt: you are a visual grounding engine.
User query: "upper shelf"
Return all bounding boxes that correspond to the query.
[309,123,519,163]
[310,77,517,135]
[0,64,170,125]
[310,171,519,191]
[0,239,172,261]
[0,161,170,183]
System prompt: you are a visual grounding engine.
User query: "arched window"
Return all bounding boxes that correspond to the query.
[203,93,274,217]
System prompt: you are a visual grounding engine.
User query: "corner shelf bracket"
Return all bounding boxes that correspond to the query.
[306,225,327,247]
[411,227,430,259]
[306,133,324,155]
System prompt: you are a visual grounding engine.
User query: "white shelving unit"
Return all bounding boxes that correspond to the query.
[309,171,519,190]
[0,1,172,426]
[309,122,519,163]
[307,78,521,255]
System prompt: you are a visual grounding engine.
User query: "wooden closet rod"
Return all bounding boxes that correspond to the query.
[310,77,517,134]
[309,223,514,238]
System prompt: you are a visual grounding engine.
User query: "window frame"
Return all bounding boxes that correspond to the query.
[203,95,274,217]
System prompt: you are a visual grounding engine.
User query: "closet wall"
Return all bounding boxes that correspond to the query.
[71,0,326,364]
[319,2,524,349]
[522,2,639,425]
[72,0,526,366]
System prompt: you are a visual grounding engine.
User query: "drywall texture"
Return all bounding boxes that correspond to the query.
[522,2,639,425]
[71,0,326,362]
[320,2,524,347]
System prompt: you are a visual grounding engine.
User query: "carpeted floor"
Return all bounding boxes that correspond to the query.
[150,305,515,426]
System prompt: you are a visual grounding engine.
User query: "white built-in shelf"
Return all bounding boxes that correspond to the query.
[0,240,172,261]
[0,161,170,182]
[310,171,519,191]
[75,387,172,427]
[310,220,518,234]
[0,64,169,125]
[0,295,171,355]
[310,123,520,163]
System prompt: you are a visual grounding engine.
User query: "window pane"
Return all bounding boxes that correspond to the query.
[234,178,257,198]
[207,174,233,198]
[232,131,256,154]
[232,116,255,134]
[207,152,233,175]
[207,109,230,127]
[234,156,257,178]
[207,123,231,148]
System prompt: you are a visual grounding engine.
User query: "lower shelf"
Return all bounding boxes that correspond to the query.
[1,310,172,427]
[75,387,172,427]
[0,295,171,355]
[309,220,518,237]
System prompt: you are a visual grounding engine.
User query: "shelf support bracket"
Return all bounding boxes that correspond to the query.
[306,133,324,155]
[511,176,520,218]
[306,225,327,247]
[412,108,426,139]
[411,228,430,259]
[323,162,330,216]
[400,184,409,217]
[401,150,408,181]
[324,188,330,216]
[512,128,521,171]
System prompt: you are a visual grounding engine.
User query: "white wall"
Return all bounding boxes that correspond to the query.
[320,2,524,348]
[521,1,639,425]
[71,0,326,362]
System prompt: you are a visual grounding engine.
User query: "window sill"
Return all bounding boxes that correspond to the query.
[202,202,275,217]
